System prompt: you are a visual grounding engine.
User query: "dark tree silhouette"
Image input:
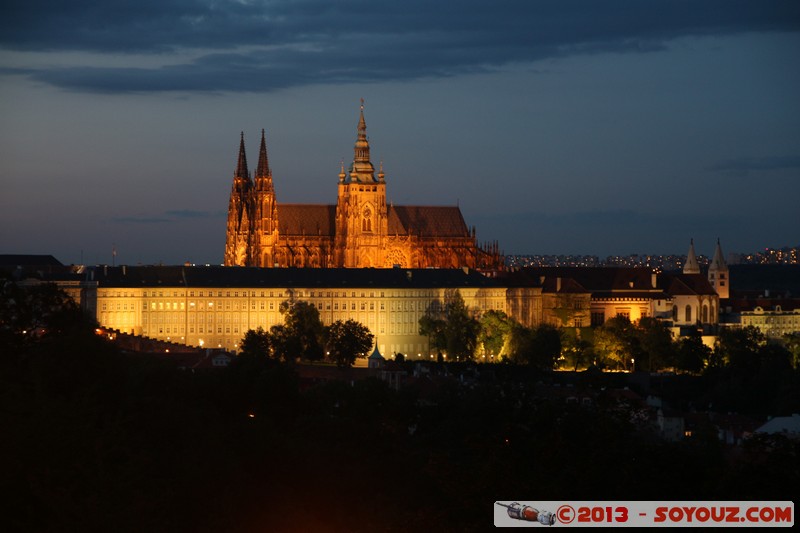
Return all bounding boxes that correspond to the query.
[325,319,374,368]
[419,289,479,360]
[509,323,561,369]
[274,300,325,362]
[675,331,711,373]
[239,326,271,359]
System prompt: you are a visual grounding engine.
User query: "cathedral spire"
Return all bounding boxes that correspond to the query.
[235,132,249,180]
[350,99,375,181]
[683,238,700,274]
[256,129,270,179]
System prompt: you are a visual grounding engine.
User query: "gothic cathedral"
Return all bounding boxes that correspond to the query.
[224,103,503,270]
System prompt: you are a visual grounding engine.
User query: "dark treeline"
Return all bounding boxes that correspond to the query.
[2,283,799,531]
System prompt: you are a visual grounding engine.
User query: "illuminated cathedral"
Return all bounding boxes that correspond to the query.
[224,103,502,270]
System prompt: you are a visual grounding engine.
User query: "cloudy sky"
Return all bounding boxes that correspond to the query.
[1,0,798,265]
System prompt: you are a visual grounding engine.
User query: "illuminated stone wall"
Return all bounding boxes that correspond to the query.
[89,270,508,356]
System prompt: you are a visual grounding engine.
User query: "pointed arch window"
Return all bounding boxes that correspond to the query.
[362,206,373,232]
[685,305,692,323]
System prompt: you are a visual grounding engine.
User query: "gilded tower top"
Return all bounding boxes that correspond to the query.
[349,99,377,182]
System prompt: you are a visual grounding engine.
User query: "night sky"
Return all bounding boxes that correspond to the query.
[1,1,799,266]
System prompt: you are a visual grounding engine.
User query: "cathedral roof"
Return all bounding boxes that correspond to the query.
[388,205,470,237]
[276,204,336,236]
[271,203,472,239]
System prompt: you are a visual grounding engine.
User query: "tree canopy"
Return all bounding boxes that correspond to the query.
[509,323,562,369]
[478,310,512,358]
[239,326,270,358]
[325,319,374,368]
[419,289,479,360]
[278,300,325,362]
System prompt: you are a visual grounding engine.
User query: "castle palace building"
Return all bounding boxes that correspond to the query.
[224,104,502,270]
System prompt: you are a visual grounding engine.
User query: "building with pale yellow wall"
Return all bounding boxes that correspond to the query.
[81,266,506,357]
[499,266,719,334]
[740,305,800,339]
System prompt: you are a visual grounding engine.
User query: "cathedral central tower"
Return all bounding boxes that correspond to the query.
[334,101,388,267]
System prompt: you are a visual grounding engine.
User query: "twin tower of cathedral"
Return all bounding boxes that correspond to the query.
[224,103,503,270]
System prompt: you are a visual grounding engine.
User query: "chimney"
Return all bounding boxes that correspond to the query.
[556,277,561,292]
[651,272,657,288]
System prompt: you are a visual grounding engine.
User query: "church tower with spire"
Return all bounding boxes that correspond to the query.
[224,133,253,266]
[708,238,729,299]
[222,101,502,271]
[334,100,389,267]
[683,238,701,275]
[251,129,280,267]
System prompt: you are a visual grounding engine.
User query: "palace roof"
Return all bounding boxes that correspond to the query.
[499,267,716,298]
[60,265,501,289]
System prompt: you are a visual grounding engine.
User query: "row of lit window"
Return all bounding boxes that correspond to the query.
[102,288,501,299]
[101,303,135,311]
[143,322,430,338]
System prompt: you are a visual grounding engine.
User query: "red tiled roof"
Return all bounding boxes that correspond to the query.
[724,298,800,313]
[388,205,469,237]
[509,267,659,291]
[541,276,587,294]
[661,273,717,296]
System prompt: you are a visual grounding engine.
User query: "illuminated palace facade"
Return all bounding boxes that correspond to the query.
[224,104,502,270]
[78,266,507,356]
[61,262,719,355]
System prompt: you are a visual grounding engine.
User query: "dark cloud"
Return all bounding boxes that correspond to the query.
[706,155,800,176]
[2,0,798,93]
